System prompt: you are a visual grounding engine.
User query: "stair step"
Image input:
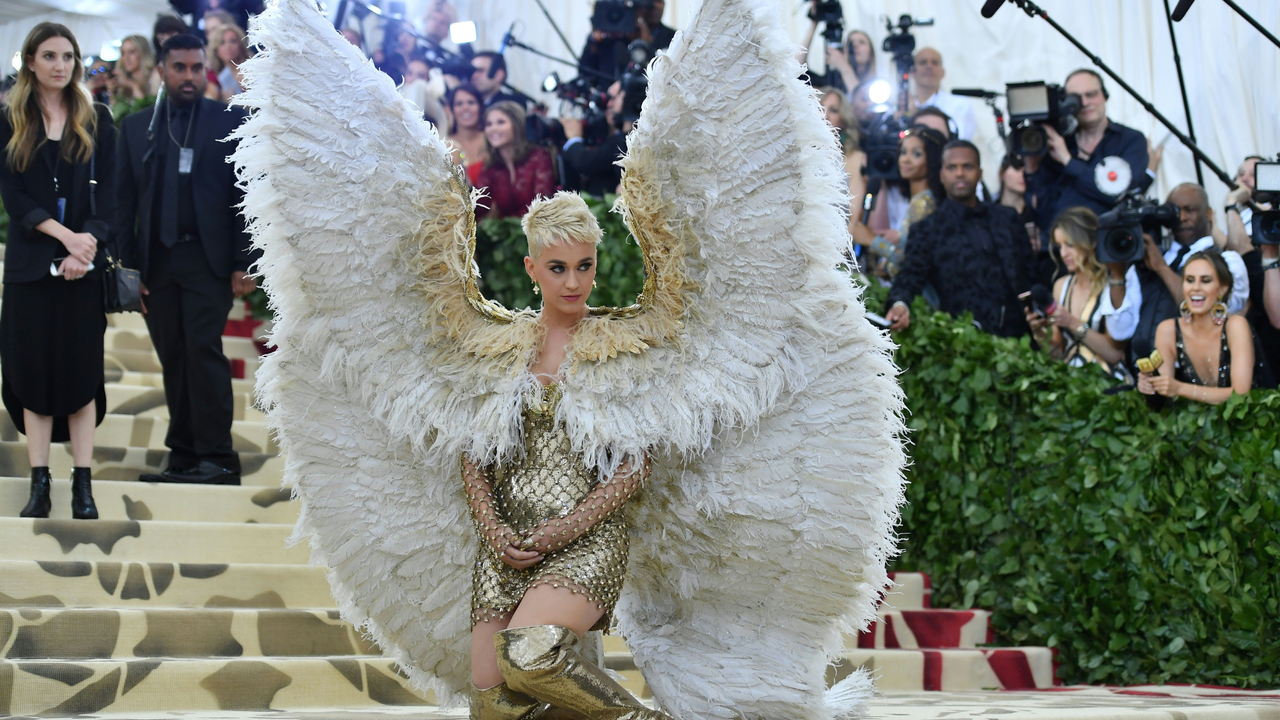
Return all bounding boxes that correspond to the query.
[0,656,432,714]
[834,647,1056,691]
[851,609,993,649]
[103,384,264,421]
[883,571,931,611]
[1,607,377,659]
[0,518,307,564]
[0,441,283,485]
[0,560,334,609]
[0,413,276,455]
[0,477,297,523]
[103,367,257,394]
[106,328,262,362]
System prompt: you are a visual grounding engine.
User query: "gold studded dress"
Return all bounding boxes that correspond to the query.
[464,383,647,632]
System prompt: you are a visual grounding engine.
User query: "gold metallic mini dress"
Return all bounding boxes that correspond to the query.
[467,383,641,632]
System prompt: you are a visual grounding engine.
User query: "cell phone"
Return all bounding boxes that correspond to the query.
[865,311,892,329]
[1018,291,1036,315]
[51,260,94,276]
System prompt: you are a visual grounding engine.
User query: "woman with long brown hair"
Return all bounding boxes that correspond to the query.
[474,101,554,219]
[0,22,115,520]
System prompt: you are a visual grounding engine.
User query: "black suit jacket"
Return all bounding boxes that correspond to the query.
[0,104,117,283]
[562,133,627,197]
[116,98,254,280]
[887,199,1036,338]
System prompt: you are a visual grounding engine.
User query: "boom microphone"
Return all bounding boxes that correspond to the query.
[1171,0,1196,21]
[496,21,515,62]
[980,0,1007,19]
[952,88,1000,99]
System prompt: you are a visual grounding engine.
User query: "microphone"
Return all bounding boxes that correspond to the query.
[980,0,1006,19]
[952,88,1000,99]
[496,20,515,59]
[1030,284,1058,317]
[1171,0,1195,21]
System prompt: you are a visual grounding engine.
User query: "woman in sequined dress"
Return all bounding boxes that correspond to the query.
[1138,251,1255,404]
[460,193,671,720]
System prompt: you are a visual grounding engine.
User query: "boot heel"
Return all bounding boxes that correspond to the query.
[71,467,98,520]
[19,467,52,518]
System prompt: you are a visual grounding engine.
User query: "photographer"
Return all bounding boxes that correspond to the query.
[1131,183,1250,363]
[909,48,976,141]
[799,1,876,95]
[580,0,674,86]
[1023,69,1150,230]
[1224,155,1280,374]
[560,81,629,197]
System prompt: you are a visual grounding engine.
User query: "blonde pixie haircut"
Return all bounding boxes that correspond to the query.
[521,192,603,259]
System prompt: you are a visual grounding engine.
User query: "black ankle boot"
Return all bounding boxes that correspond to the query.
[71,467,98,520]
[20,467,52,518]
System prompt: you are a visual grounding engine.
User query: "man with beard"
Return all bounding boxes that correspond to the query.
[1130,183,1250,364]
[885,140,1035,338]
[116,33,256,485]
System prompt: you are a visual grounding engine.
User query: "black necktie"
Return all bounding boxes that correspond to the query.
[1170,242,1193,272]
[159,106,191,247]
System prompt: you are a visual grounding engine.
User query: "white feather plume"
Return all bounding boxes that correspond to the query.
[234,0,906,715]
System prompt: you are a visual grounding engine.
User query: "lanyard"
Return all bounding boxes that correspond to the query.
[166,101,196,151]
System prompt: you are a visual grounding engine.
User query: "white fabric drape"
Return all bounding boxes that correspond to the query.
[453,0,1276,212]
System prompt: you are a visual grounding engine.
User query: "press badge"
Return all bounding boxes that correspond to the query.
[178,147,194,175]
[56,197,66,223]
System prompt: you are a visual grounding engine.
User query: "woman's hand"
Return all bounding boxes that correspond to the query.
[849,217,876,246]
[61,232,98,266]
[1147,137,1164,174]
[1047,304,1080,333]
[500,545,543,570]
[1025,307,1049,339]
[1149,375,1178,398]
[58,255,90,281]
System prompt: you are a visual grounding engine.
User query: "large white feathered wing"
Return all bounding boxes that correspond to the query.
[232,0,541,703]
[602,0,909,717]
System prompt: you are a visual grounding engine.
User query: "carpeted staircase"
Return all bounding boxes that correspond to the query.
[0,259,1056,715]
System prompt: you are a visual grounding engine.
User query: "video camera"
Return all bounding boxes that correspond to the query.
[1096,190,1178,264]
[592,0,654,36]
[809,1,845,47]
[858,15,933,180]
[1006,81,1083,157]
[882,14,932,70]
[1251,158,1280,245]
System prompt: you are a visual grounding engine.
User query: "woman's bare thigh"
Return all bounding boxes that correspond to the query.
[507,584,605,637]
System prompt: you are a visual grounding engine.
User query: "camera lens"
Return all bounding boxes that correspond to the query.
[1018,126,1046,155]
[1104,228,1138,259]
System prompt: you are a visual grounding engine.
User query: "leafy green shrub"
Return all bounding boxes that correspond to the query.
[865,288,1279,687]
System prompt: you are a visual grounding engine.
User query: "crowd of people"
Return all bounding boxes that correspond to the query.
[0,1,1275,522]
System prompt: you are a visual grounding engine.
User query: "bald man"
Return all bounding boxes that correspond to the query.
[910,47,978,141]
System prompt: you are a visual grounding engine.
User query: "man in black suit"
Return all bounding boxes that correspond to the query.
[116,34,256,485]
[559,82,630,197]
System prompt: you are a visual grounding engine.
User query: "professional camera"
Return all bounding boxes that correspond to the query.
[1006,81,1083,157]
[541,73,611,145]
[1251,159,1280,245]
[862,118,906,180]
[882,14,932,71]
[592,0,654,35]
[618,40,652,122]
[809,0,845,47]
[1096,191,1178,264]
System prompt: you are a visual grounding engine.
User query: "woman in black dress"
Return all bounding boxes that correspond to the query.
[1138,251,1255,404]
[0,22,116,519]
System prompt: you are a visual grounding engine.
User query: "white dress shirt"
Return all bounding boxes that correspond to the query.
[1094,264,1142,341]
[917,90,979,141]
[1162,236,1250,314]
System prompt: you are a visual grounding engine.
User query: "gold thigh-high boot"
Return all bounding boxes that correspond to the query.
[494,625,671,720]
[470,682,545,720]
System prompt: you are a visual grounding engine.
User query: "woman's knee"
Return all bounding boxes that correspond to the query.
[507,584,604,637]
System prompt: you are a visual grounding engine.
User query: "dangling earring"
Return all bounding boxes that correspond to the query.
[532,281,540,295]
[1211,299,1228,325]
[592,279,598,289]
[1179,300,1191,322]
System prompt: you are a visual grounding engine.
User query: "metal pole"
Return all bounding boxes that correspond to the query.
[533,0,581,63]
[1220,0,1280,50]
[1162,0,1204,186]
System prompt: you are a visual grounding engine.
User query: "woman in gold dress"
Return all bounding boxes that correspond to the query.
[462,193,669,720]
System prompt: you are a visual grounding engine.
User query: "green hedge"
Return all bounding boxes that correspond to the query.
[476,195,1279,687]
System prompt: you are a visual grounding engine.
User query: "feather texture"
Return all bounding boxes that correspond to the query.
[235,0,905,714]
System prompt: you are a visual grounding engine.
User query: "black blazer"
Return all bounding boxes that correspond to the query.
[563,132,627,197]
[116,98,254,280]
[0,103,117,284]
